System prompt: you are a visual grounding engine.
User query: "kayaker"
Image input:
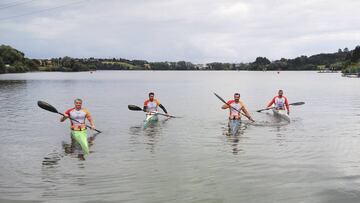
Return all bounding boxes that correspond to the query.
[267,90,290,115]
[222,93,254,122]
[60,98,96,159]
[143,92,169,115]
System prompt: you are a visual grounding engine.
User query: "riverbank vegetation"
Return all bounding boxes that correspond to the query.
[0,45,39,73]
[0,44,359,76]
[340,46,360,77]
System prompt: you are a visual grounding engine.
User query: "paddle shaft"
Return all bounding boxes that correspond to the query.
[226,104,246,117]
[129,104,179,118]
[37,101,102,133]
[257,102,305,112]
[150,111,177,118]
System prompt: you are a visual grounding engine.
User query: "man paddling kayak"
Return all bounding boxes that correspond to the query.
[221,93,254,122]
[143,92,169,115]
[60,99,96,159]
[266,90,290,115]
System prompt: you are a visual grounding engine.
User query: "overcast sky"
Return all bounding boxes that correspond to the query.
[0,0,359,63]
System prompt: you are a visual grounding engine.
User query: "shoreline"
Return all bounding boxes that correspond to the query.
[0,69,326,75]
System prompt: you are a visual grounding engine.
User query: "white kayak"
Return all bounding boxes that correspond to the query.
[228,119,241,135]
[272,109,290,122]
[144,113,159,128]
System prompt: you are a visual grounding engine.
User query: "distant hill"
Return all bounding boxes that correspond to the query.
[0,44,359,75]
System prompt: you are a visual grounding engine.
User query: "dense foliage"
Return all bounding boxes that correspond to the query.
[0,45,39,73]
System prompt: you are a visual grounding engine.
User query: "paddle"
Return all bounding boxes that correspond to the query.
[256,102,305,112]
[37,101,102,133]
[151,111,178,118]
[128,104,179,118]
[213,92,255,122]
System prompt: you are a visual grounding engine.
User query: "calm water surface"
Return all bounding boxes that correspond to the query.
[0,71,359,203]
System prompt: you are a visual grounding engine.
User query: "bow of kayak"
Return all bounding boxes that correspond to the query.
[144,113,159,128]
[71,130,90,155]
[228,119,241,135]
[272,109,290,122]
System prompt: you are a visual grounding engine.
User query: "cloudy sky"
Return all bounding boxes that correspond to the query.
[0,0,359,63]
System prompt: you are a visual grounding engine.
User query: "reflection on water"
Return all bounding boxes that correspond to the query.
[129,116,171,153]
[42,131,102,167]
[245,112,291,127]
[1,71,360,202]
[223,120,248,155]
[42,151,63,167]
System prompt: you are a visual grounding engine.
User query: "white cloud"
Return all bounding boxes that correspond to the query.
[0,0,359,63]
[215,2,249,18]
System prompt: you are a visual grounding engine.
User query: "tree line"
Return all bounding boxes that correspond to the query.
[0,45,39,73]
[0,44,359,74]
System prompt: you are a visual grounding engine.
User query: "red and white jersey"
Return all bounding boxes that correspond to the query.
[64,108,91,130]
[267,96,289,110]
[226,100,245,117]
[144,99,161,112]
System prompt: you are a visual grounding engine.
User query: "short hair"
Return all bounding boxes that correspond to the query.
[149,92,155,96]
[74,98,82,103]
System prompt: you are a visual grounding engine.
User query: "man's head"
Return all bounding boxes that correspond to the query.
[149,92,155,101]
[278,90,283,97]
[74,98,83,109]
[234,93,240,102]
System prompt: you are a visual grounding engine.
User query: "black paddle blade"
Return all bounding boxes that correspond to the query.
[256,107,273,112]
[37,101,59,113]
[128,105,143,111]
[289,102,305,106]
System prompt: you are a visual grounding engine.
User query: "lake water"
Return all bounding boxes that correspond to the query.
[0,71,359,203]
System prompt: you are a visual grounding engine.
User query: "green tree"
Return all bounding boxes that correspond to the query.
[351,46,360,63]
[150,62,170,70]
[176,61,187,70]
[269,60,288,70]
[0,57,5,73]
[24,58,39,71]
[72,61,88,71]
[175,61,195,70]
[14,61,27,72]
[254,57,271,65]
[250,57,271,70]
[207,62,225,70]
[61,56,74,68]
[0,45,24,65]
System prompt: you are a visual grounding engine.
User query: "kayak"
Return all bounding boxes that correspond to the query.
[228,119,241,135]
[143,113,159,128]
[71,130,90,155]
[272,109,290,122]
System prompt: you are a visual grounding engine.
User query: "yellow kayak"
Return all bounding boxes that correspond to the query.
[71,130,89,155]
